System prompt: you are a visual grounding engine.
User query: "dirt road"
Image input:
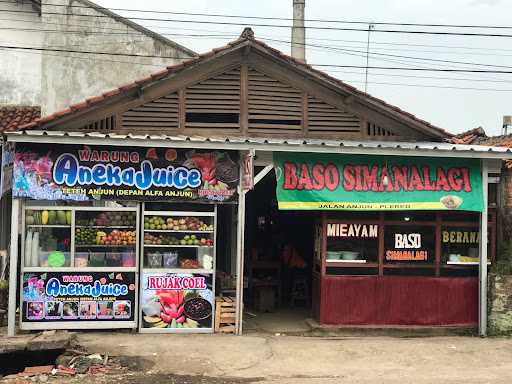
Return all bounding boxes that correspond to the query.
[71,332,512,384]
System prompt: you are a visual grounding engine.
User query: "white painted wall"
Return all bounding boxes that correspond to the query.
[41,0,195,115]
[0,0,194,115]
[0,1,42,106]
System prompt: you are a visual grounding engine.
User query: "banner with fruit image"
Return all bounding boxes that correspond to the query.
[22,271,136,323]
[141,272,214,330]
[13,143,240,203]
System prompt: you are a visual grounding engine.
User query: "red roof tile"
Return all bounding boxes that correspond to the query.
[17,29,451,138]
[0,106,40,132]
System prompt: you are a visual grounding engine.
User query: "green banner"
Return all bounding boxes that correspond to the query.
[274,152,483,212]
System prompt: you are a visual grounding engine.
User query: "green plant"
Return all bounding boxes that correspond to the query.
[0,280,7,290]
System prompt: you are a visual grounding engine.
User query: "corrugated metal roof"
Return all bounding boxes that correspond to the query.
[5,130,512,160]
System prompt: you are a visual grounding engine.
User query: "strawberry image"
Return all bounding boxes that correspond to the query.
[99,277,107,285]
[146,148,158,160]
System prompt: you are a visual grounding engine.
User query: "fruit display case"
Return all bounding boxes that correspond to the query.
[22,206,140,272]
[20,205,140,331]
[139,205,216,333]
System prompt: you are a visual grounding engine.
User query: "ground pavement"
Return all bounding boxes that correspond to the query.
[71,331,512,384]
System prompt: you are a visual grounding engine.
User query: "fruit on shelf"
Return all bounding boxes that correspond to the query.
[41,210,49,225]
[48,211,56,224]
[144,216,213,231]
[75,229,136,246]
[56,210,67,225]
[75,228,97,245]
[26,210,70,226]
[76,211,135,227]
[179,259,200,269]
[144,233,213,246]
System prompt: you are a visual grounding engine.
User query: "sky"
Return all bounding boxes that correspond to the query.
[95,0,512,136]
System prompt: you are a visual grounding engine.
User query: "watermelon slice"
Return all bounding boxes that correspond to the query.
[115,273,123,281]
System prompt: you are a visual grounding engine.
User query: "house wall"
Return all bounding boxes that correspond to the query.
[0,1,42,106]
[41,0,195,116]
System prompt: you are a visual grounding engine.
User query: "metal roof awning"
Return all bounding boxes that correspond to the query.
[5,130,512,159]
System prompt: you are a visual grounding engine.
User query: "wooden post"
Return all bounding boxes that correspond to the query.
[235,154,247,335]
[435,213,441,277]
[378,212,384,276]
[479,160,489,337]
[7,198,19,337]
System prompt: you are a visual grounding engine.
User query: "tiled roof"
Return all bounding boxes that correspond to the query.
[451,127,487,145]
[19,28,451,139]
[450,127,512,168]
[0,106,41,133]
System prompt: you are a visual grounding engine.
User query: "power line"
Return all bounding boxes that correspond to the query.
[3,0,512,31]
[4,24,512,72]
[4,45,511,92]
[342,79,512,91]
[7,15,512,60]
[3,43,512,73]
[4,8,512,38]
[4,46,512,92]
[6,42,511,85]
[264,37,512,69]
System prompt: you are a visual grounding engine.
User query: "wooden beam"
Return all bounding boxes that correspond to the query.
[254,164,274,185]
[240,64,249,135]
[178,89,186,133]
[302,92,309,136]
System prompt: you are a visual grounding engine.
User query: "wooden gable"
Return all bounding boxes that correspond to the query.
[40,36,448,141]
[89,64,399,140]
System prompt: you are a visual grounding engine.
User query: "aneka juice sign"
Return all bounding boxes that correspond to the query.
[13,143,239,203]
[22,272,136,323]
[274,153,483,211]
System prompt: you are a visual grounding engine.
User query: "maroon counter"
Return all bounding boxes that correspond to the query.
[313,274,477,326]
[312,211,494,328]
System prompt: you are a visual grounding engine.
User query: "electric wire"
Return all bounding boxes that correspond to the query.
[4,7,512,38]
[3,0,512,31]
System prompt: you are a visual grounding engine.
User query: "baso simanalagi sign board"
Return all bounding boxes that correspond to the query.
[13,143,239,203]
[274,152,483,211]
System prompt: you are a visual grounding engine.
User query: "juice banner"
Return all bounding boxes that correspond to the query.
[13,143,239,203]
[22,272,136,322]
[274,152,483,212]
[141,272,214,330]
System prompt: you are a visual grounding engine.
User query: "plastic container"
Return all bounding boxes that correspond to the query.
[75,252,89,268]
[25,231,33,267]
[163,252,178,268]
[89,252,105,267]
[31,232,39,267]
[106,252,122,267]
[122,251,136,267]
[38,251,49,267]
[43,251,71,267]
[147,252,162,268]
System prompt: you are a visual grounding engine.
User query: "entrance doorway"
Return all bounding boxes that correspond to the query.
[243,169,315,334]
